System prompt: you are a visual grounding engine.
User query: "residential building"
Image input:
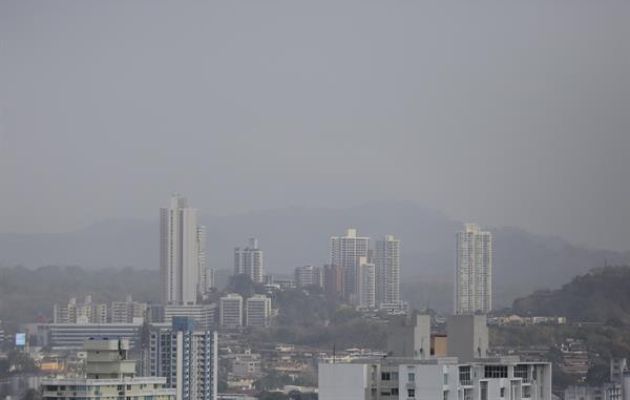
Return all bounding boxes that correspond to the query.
[564,383,623,400]
[323,264,344,300]
[197,225,213,296]
[245,295,272,329]
[331,228,369,304]
[145,318,218,400]
[111,295,148,323]
[375,235,401,310]
[163,304,217,331]
[234,238,264,283]
[294,265,323,288]
[41,338,175,400]
[161,194,200,305]
[455,223,492,314]
[318,356,552,400]
[220,294,244,329]
[357,257,376,309]
[53,296,108,324]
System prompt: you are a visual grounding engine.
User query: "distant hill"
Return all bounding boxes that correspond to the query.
[512,266,630,324]
[0,202,628,310]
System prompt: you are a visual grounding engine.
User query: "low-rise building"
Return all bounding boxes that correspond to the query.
[40,338,175,400]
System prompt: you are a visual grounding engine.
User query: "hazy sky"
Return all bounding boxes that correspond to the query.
[1,0,629,251]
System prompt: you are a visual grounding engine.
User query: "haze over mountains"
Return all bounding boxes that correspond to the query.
[0,202,627,311]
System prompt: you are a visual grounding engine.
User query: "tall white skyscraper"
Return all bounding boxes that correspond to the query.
[375,235,401,309]
[331,228,370,304]
[455,223,492,314]
[160,194,199,305]
[233,238,264,283]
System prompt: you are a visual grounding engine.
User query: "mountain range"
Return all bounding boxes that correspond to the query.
[1,202,627,311]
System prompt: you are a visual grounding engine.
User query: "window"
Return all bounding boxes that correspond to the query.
[484,365,508,378]
[500,387,505,397]
[459,366,471,384]
[514,365,528,380]
[391,388,399,395]
[443,390,449,400]
[480,382,488,400]
[381,372,391,381]
[408,372,415,382]
[444,373,448,385]
[407,389,415,398]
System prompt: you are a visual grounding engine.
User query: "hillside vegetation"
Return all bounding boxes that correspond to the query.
[513,266,630,324]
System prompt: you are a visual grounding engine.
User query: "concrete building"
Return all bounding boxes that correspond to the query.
[455,223,493,314]
[37,322,144,349]
[323,264,344,300]
[111,295,148,323]
[294,265,323,288]
[375,235,401,310]
[163,304,217,331]
[161,194,200,305]
[197,225,214,296]
[145,318,218,400]
[53,296,108,324]
[220,294,244,329]
[447,314,489,363]
[234,238,264,283]
[331,228,370,304]
[319,356,552,400]
[386,314,432,359]
[357,257,376,309]
[41,338,175,400]
[245,295,272,329]
[564,383,623,400]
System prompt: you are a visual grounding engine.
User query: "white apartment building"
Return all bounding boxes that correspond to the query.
[455,224,493,314]
[41,338,175,400]
[357,257,376,309]
[294,265,323,288]
[53,296,109,324]
[197,225,214,296]
[331,228,370,304]
[160,194,201,305]
[163,304,217,331]
[319,357,552,400]
[375,235,401,310]
[234,238,264,283]
[111,295,147,323]
[245,295,272,329]
[220,294,244,329]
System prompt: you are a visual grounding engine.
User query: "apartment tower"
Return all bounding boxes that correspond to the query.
[455,223,492,314]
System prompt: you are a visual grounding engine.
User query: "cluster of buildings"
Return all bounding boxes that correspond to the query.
[53,295,148,324]
[219,294,272,329]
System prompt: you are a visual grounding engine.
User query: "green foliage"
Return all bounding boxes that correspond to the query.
[0,350,39,377]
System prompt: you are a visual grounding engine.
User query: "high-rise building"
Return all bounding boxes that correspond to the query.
[163,304,217,331]
[145,318,218,400]
[234,238,264,283]
[455,224,492,314]
[323,264,344,300]
[294,265,323,288]
[161,194,200,306]
[375,235,401,309]
[220,294,243,329]
[357,257,376,309]
[196,225,212,296]
[111,295,148,323]
[331,229,369,304]
[41,338,175,400]
[245,295,272,329]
